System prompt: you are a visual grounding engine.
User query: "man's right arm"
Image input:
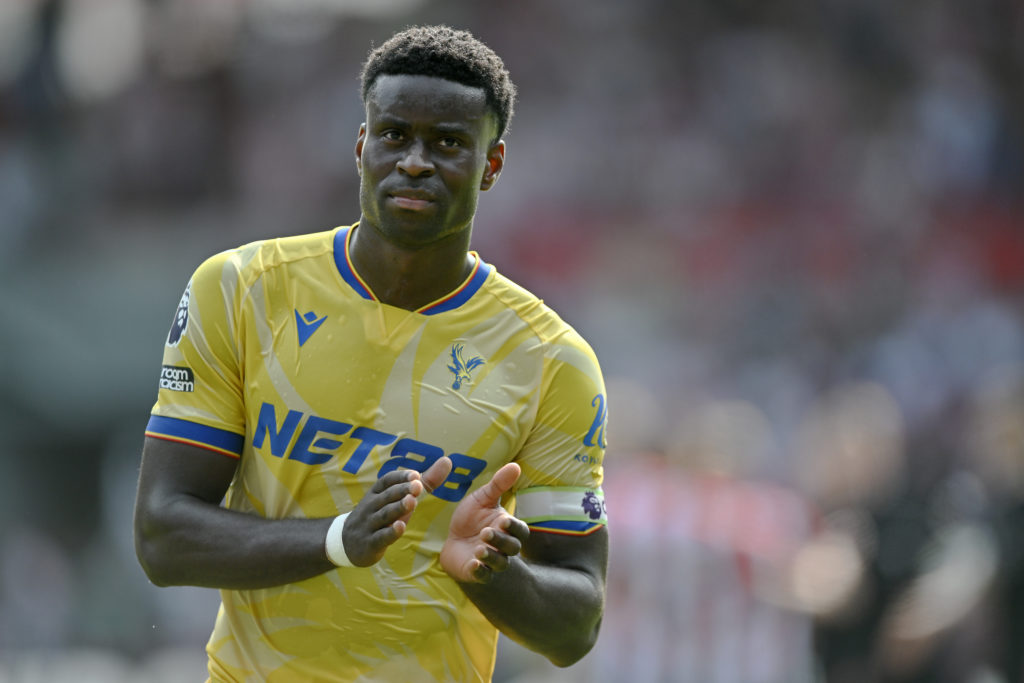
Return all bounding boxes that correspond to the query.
[133,435,450,590]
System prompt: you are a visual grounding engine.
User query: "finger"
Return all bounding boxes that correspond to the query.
[372,494,418,529]
[481,525,523,557]
[471,462,521,507]
[372,468,422,494]
[470,559,493,584]
[365,479,421,510]
[378,515,413,543]
[344,513,409,566]
[420,456,454,493]
[474,543,511,573]
[394,493,420,526]
[499,516,530,545]
[452,555,492,583]
[364,520,407,556]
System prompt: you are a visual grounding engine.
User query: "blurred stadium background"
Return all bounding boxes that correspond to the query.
[1,1,1023,681]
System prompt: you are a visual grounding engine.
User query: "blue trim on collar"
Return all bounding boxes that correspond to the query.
[332,225,492,314]
[418,259,493,315]
[333,227,375,301]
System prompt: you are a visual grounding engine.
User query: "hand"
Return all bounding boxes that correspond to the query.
[440,462,530,583]
[342,456,453,567]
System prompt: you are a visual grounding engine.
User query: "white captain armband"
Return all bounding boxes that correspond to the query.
[514,486,608,536]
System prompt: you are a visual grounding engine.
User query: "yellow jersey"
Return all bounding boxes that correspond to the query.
[146,225,608,682]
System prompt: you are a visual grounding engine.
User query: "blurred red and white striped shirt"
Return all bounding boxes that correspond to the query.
[582,452,817,683]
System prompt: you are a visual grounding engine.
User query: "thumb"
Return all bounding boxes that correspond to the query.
[420,456,454,494]
[472,462,521,507]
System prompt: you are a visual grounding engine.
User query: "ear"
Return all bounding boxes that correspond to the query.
[355,123,366,175]
[480,140,505,191]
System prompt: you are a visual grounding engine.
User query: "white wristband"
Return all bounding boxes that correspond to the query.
[325,512,354,567]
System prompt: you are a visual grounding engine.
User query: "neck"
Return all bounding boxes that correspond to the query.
[348,222,475,311]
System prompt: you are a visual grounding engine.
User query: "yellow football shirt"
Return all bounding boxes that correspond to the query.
[146,225,608,682]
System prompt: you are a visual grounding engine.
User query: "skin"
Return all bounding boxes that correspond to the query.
[133,73,607,668]
[134,438,454,588]
[437,461,608,667]
[351,74,505,311]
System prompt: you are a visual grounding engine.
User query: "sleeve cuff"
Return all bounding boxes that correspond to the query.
[145,414,244,458]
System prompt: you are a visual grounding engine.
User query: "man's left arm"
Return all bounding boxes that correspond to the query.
[442,333,609,665]
[439,463,608,667]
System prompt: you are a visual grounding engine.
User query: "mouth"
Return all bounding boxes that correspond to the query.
[388,189,435,211]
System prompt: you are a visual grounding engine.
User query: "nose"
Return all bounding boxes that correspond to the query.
[396,140,435,177]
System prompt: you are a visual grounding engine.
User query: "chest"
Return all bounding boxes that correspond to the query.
[238,295,544,493]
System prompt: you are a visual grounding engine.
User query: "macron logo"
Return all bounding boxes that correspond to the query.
[295,310,327,347]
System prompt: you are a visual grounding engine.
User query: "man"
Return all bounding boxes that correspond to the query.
[133,25,609,682]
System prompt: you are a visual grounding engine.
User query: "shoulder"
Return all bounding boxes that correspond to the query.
[482,267,601,369]
[190,228,340,292]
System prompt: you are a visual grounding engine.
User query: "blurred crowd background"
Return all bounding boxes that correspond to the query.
[1,1,1023,681]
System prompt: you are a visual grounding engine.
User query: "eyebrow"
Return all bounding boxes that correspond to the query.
[371,113,409,128]
[372,116,474,136]
[432,122,474,135]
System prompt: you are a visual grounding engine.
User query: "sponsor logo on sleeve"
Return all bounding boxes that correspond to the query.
[167,283,191,347]
[160,365,195,392]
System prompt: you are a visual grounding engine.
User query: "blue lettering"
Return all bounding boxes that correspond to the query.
[289,416,352,465]
[377,438,443,477]
[434,453,488,502]
[255,402,489,501]
[253,402,302,457]
[583,394,608,448]
[341,426,397,474]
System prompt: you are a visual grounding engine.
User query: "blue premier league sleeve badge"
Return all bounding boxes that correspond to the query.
[167,282,191,347]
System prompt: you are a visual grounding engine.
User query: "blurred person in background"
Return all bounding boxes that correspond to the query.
[956,367,1024,683]
[132,25,609,682]
[788,381,1011,683]
[587,397,817,683]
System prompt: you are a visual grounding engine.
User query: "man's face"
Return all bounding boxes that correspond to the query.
[356,74,504,248]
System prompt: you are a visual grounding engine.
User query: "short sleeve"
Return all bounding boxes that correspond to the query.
[512,334,609,535]
[145,249,247,457]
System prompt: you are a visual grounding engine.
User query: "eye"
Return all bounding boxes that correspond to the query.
[437,136,462,149]
[380,129,404,142]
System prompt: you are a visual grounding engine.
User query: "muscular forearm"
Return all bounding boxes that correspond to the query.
[458,555,604,667]
[135,437,447,591]
[437,464,607,666]
[135,495,335,590]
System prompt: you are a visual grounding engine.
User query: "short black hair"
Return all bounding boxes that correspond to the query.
[360,25,516,141]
